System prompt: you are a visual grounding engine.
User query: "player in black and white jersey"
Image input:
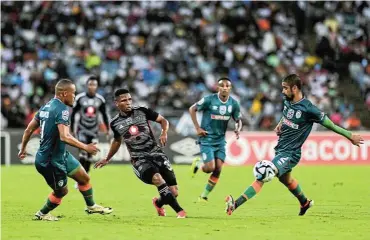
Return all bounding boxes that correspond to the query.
[94,89,187,218]
[71,76,110,174]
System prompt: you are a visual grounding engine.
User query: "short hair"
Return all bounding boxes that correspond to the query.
[55,79,74,93]
[282,74,302,90]
[114,88,130,99]
[218,77,231,84]
[86,75,98,85]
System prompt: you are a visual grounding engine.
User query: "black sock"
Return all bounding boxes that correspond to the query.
[157,183,183,213]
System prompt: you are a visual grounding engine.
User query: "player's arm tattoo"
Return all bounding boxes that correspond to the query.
[106,137,122,161]
[321,116,352,139]
[20,118,40,151]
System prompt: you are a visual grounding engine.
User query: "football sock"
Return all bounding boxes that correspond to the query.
[285,179,307,205]
[157,183,183,213]
[40,192,62,214]
[78,183,95,207]
[200,170,220,198]
[235,180,264,209]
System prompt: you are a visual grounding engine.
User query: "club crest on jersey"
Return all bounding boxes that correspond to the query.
[287,109,294,119]
[295,110,302,119]
[219,105,227,115]
[58,180,64,187]
[129,125,139,135]
[228,105,232,113]
[62,110,69,121]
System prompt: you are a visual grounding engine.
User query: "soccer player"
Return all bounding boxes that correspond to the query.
[225,74,364,216]
[189,77,242,202]
[18,79,113,221]
[94,89,187,218]
[71,76,110,174]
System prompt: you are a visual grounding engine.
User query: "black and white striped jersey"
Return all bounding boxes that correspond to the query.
[110,106,164,160]
[71,92,110,137]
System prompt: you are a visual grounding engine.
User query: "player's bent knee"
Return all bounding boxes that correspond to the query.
[152,173,164,186]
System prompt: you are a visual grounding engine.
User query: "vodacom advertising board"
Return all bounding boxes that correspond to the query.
[225,132,370,165]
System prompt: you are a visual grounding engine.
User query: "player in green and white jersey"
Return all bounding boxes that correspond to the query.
[225,74,364,216]
[189,77,242,202]
[18,79,113,221]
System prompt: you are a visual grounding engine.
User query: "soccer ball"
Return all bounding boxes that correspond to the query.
[253,160,277,183]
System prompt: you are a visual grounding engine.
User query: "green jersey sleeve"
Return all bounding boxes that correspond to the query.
[55,105,70,126]
[196,96,211,111]
[307,102,325,123]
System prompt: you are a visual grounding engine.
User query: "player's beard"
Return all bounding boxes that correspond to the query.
[284,94,294,101]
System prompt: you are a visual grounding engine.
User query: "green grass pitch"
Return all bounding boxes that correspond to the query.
[2,165,370,240]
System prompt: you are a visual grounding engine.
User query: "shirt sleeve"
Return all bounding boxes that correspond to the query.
[307,103,326,123]
[140,107,159,121]
[110,121,121,140]
[34,110,40,122]
[196,96,211,111]
[55,105,70,126]
[232,101,242,121]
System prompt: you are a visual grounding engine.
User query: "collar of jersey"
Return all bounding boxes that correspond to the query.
[290,97,305,105]
[217,92,229,104]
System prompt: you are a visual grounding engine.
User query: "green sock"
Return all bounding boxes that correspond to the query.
[40,199,59,214]
[235,180,263,209]
[287,180,307,205]
[200,176,218,198]
[79,185,95,207]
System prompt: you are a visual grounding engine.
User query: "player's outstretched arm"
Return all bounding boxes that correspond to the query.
[155,114,169,146]
[321,116,364,146]
[274,118,283,136]
[18,118,40,159]
[94,137,122,169]
[57,124,100,154]
[189,104,207,136]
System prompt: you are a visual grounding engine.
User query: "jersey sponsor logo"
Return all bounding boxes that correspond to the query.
[62,110,69,121]
[39,111,49,118]
[228,105,232,113]
[211,114,231,120]
[129,125,139,135]
[282,117,299,129]
[287,109,294,119]
[296,110,302,119]
[219,105,226,115]
[197,98,205,105]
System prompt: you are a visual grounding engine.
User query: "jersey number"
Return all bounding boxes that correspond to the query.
[40,121,46,140]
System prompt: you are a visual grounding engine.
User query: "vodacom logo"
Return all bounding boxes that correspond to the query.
[226,137,251,165]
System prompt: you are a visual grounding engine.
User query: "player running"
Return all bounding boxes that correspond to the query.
[71,76,110,174]
[94,89,186,218]
[18,79,113,221]
[225,74,364,216]
[189,77,242,202]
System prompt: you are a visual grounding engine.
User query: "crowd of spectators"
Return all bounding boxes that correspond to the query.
[1,1,369,131]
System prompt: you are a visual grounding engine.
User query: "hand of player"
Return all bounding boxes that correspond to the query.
[196,127,208,137]
[274,124,282,136]
[18,149,27,160]
[350,134,364,147]
[85,142,100,155]
[234,130,240,140]
[159,132,167,147]
[94,158,110,169]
